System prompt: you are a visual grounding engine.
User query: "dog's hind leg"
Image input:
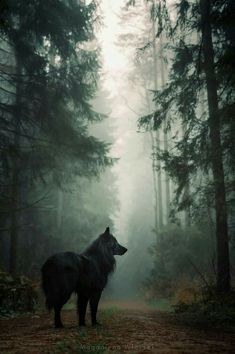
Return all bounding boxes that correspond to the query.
[54,303,64,328]
[53,291,71,328]
[90,290,102,326]
[77,294,89,326]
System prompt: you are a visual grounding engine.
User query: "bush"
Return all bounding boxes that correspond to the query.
[173,285,235,327]
[0,270,38,316]
[143,224,215,300]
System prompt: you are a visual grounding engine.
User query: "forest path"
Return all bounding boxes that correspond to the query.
[0,300,235,354]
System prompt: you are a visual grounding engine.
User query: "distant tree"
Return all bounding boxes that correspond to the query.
[118,1,173,234]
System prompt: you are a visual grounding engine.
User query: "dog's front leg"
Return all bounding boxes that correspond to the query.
[77,294,88,326]
[90,290,102,326]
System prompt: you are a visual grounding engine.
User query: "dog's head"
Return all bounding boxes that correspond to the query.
[101,227,127,256]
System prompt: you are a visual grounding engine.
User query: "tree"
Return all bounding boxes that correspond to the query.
[200,0,230,292]
[139,0,235,293]
[0,0,112,274]
[160,32,171,225]
[152,7,164,230]
[117,0,173,234]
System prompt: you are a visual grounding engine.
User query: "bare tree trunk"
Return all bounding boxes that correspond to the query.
[200,0,230,293]
[141,59,159,235]
[150,131,159,233]
[182,123,191,227]
[152,11,163,230]
[56,189,64,235]
[156,130,163,228]
[9,54,21,275]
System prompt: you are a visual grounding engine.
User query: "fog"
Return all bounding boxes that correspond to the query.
[92,0,156,299]
[1,0,234,313]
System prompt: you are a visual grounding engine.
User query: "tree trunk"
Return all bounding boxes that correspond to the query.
[56,189,64,235]
[141,66,159,235]
[9,53,21,275]
[156,131,163,228]
[152,9,163,230]
[150,132,159,233]
[160,33,170,224]
[200,0,230,293]
[182,123,191,227]
[9,165,20,275]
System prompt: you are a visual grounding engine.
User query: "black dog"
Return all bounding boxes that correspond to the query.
[41,227,127,328]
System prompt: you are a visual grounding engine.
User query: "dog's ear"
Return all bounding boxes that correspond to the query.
[101,227,110,241]
[104,227,110,235]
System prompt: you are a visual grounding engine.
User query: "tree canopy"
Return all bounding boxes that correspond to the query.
[0,0,112,274]
[138,0,235,293]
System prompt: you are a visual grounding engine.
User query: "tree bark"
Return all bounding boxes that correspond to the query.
[182,123,191,227]
[152,8,163,230]
[56,189,64,235]
[160,33,170,224]
[156,130,163,228]
[200,0,230,293]
[150,131,159,233]
[9,53,21,275]
[141,66,159,235]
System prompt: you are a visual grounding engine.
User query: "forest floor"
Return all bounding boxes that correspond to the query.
[0,300,235,354]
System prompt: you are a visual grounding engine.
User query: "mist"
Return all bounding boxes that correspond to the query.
[0,0,235,352]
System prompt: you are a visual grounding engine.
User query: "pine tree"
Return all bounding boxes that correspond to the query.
[139,0,235,293]
[0,0,112,274]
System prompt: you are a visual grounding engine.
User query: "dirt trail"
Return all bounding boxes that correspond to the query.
[0,301,235,354]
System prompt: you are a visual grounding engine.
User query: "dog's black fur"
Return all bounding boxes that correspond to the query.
[41,227,127,328]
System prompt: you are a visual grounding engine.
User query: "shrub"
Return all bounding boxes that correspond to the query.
[173,285,235,327]
[143,224,215,300]
[0,270,38,316]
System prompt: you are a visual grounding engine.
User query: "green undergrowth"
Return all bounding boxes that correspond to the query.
[0,271,38,317]
[173,286,235,329]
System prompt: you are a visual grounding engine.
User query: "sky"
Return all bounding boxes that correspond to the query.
[98,0,128,95]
